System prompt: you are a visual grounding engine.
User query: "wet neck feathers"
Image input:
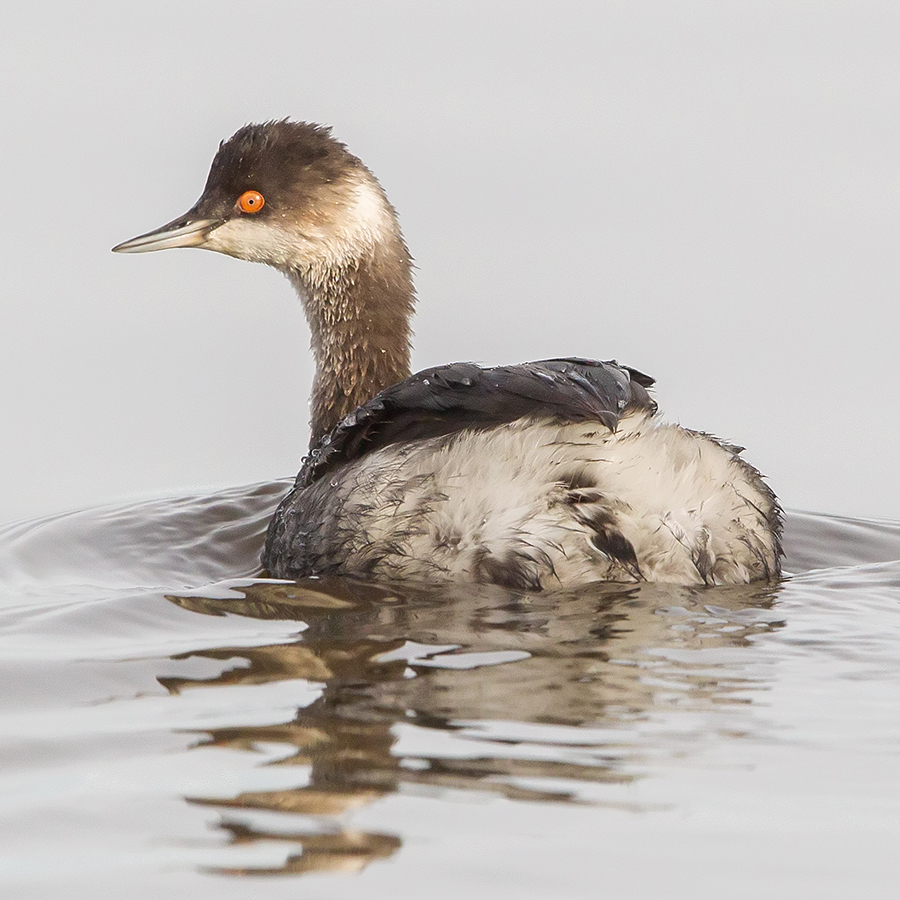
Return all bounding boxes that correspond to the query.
[285,175,415,444]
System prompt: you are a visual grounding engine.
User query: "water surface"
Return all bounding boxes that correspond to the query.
[1,484,899,898]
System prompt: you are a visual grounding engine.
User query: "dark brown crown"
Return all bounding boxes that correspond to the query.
[191,120,362,222]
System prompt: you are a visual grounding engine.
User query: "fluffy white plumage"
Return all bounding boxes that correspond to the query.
[292,412,780,588]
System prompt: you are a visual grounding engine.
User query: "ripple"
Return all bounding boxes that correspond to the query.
[1,487,900,896]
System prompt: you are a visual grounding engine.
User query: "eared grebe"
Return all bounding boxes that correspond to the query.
[114,121,781,589]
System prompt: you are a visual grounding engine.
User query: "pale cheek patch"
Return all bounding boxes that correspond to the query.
[203,218,310,268]
[342,176,397,248]
[298,176,399,275]
[203,174,398,276]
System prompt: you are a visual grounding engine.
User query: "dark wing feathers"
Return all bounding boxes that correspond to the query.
[298,358,657,488]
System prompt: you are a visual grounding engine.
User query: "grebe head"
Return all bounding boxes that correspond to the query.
[114,120,416,442]
[112,120,400,276]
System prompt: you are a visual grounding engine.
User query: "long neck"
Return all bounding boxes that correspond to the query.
[288,236,415,446]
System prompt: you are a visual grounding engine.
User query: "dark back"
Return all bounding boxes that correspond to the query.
[297,358,657,488]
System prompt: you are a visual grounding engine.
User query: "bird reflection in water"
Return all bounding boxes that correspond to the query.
[163,576,783,876]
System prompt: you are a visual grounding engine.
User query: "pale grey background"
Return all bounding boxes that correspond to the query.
[1,1,898,524]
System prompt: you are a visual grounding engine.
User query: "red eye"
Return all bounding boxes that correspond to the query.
[237,190,265,213]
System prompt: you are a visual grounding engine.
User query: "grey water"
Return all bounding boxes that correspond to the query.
[1,485,899,899]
